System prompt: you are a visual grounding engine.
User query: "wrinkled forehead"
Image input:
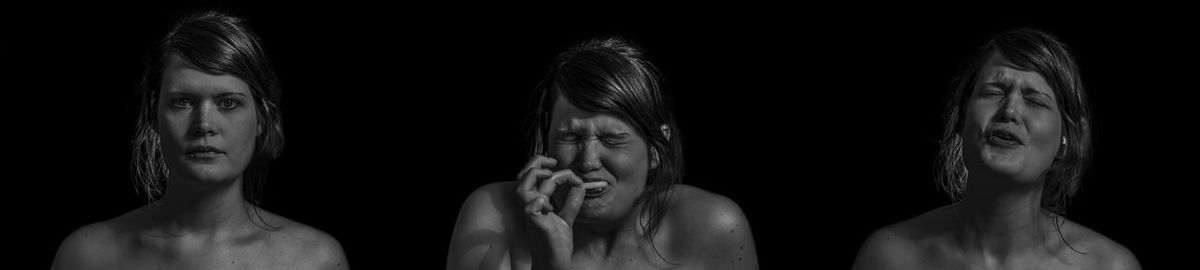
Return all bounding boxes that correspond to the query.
[549,96,635,133]
[976,52,1054,96]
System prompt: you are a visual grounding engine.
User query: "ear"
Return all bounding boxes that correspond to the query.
[650,146,660,169]
[650,124,670,169]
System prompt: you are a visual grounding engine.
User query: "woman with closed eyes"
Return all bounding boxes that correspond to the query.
[852,28,1140,270]
[447,37,759,270]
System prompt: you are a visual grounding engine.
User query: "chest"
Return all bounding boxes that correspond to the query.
[104,236,305,270]
[917,246,1096,270]
[506,230,682,270]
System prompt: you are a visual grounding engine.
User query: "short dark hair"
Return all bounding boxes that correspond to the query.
[131,10,284,209]
[936,28,1092,216]
[528,37,682,262]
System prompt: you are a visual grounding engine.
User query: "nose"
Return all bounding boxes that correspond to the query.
[993,92,1022,124]
[188,102,217,138]
[574,139,602,173]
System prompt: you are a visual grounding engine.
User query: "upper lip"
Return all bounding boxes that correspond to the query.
[185,145,226,154]
[581,176,611,185]
[984,128,1024,145]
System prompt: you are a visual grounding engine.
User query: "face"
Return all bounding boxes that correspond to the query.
[548,96,656,224]
[158,54,260,185]
[961,52,1063,184]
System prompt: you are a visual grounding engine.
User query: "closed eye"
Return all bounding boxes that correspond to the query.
[554,133,579,143]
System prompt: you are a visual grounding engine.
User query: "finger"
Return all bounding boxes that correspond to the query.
[558,183,585,226]
[517,169,553,201]
[519,155,557,179]
[538,170,584,196]
[523,194,553,216]
[518,156,557,192]
[560,182,606,226]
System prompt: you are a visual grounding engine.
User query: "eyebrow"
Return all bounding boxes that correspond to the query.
[555,123,633,134]
[164,91,249,98]
[982,81,1055,100]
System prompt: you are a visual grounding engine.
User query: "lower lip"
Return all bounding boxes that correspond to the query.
[186,152,224,160]
[584,183,610,199]
[985,136,1023,148]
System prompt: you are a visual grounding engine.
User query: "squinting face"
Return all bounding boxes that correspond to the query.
[158,54,259,185]
[548,96,655,224]
[961,52,1063,184]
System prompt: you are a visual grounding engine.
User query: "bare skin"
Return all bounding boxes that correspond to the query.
[448,96,757,269]
[51,192,347,270]
[853,205,1138,270]
[448,182,756,270]
[852,52,1139,270]
[52,55,346,270]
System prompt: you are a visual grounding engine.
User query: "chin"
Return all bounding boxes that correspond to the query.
[182,163,239,183]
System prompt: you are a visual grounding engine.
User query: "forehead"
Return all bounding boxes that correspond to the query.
[161,54,251,95]
[976,52,1053,94]
[550,96,634,131]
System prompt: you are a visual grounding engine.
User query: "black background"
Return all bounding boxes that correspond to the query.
[6,3,1195,269]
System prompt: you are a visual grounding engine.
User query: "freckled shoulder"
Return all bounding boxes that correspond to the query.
[255,210,349,270]
[661,184,758,269]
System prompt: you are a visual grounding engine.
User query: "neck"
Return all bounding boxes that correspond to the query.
[152,175,253,235]
[571,205,646,259]
[953,174,1051,261]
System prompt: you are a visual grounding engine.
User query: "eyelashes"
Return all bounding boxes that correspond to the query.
[554,133,627,146]
[168,97,245,111]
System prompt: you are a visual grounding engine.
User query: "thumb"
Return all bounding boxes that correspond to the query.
[558,183,585,227]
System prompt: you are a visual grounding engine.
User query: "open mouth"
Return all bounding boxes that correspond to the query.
[984,129,1023,147]
[581,180,609,199]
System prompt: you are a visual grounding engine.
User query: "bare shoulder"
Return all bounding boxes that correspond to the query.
[256,210,349,270]
[662,184,757,269]
[1057,218,1141,270]
[51,205,157,270]
[447,181,521,270]
[455,181,519,231]
[852,206,956,270]
[52,219,122,270]
[666,184,750,232]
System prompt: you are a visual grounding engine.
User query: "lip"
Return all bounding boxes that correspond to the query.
[581,177,612,199]
[983,128,1025,148]
[185,145,226,159]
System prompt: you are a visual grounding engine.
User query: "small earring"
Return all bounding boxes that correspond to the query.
[1057,137,1068,159]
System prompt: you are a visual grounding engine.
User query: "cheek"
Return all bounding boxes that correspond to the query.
[1027,114,1062,152]
[157,111,190,146]
[229,114,259,153]
[549,145,575,169]
[607,150,648,182]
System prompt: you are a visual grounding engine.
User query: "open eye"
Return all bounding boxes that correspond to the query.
[218,98,242,110]
[171,97,193,109]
